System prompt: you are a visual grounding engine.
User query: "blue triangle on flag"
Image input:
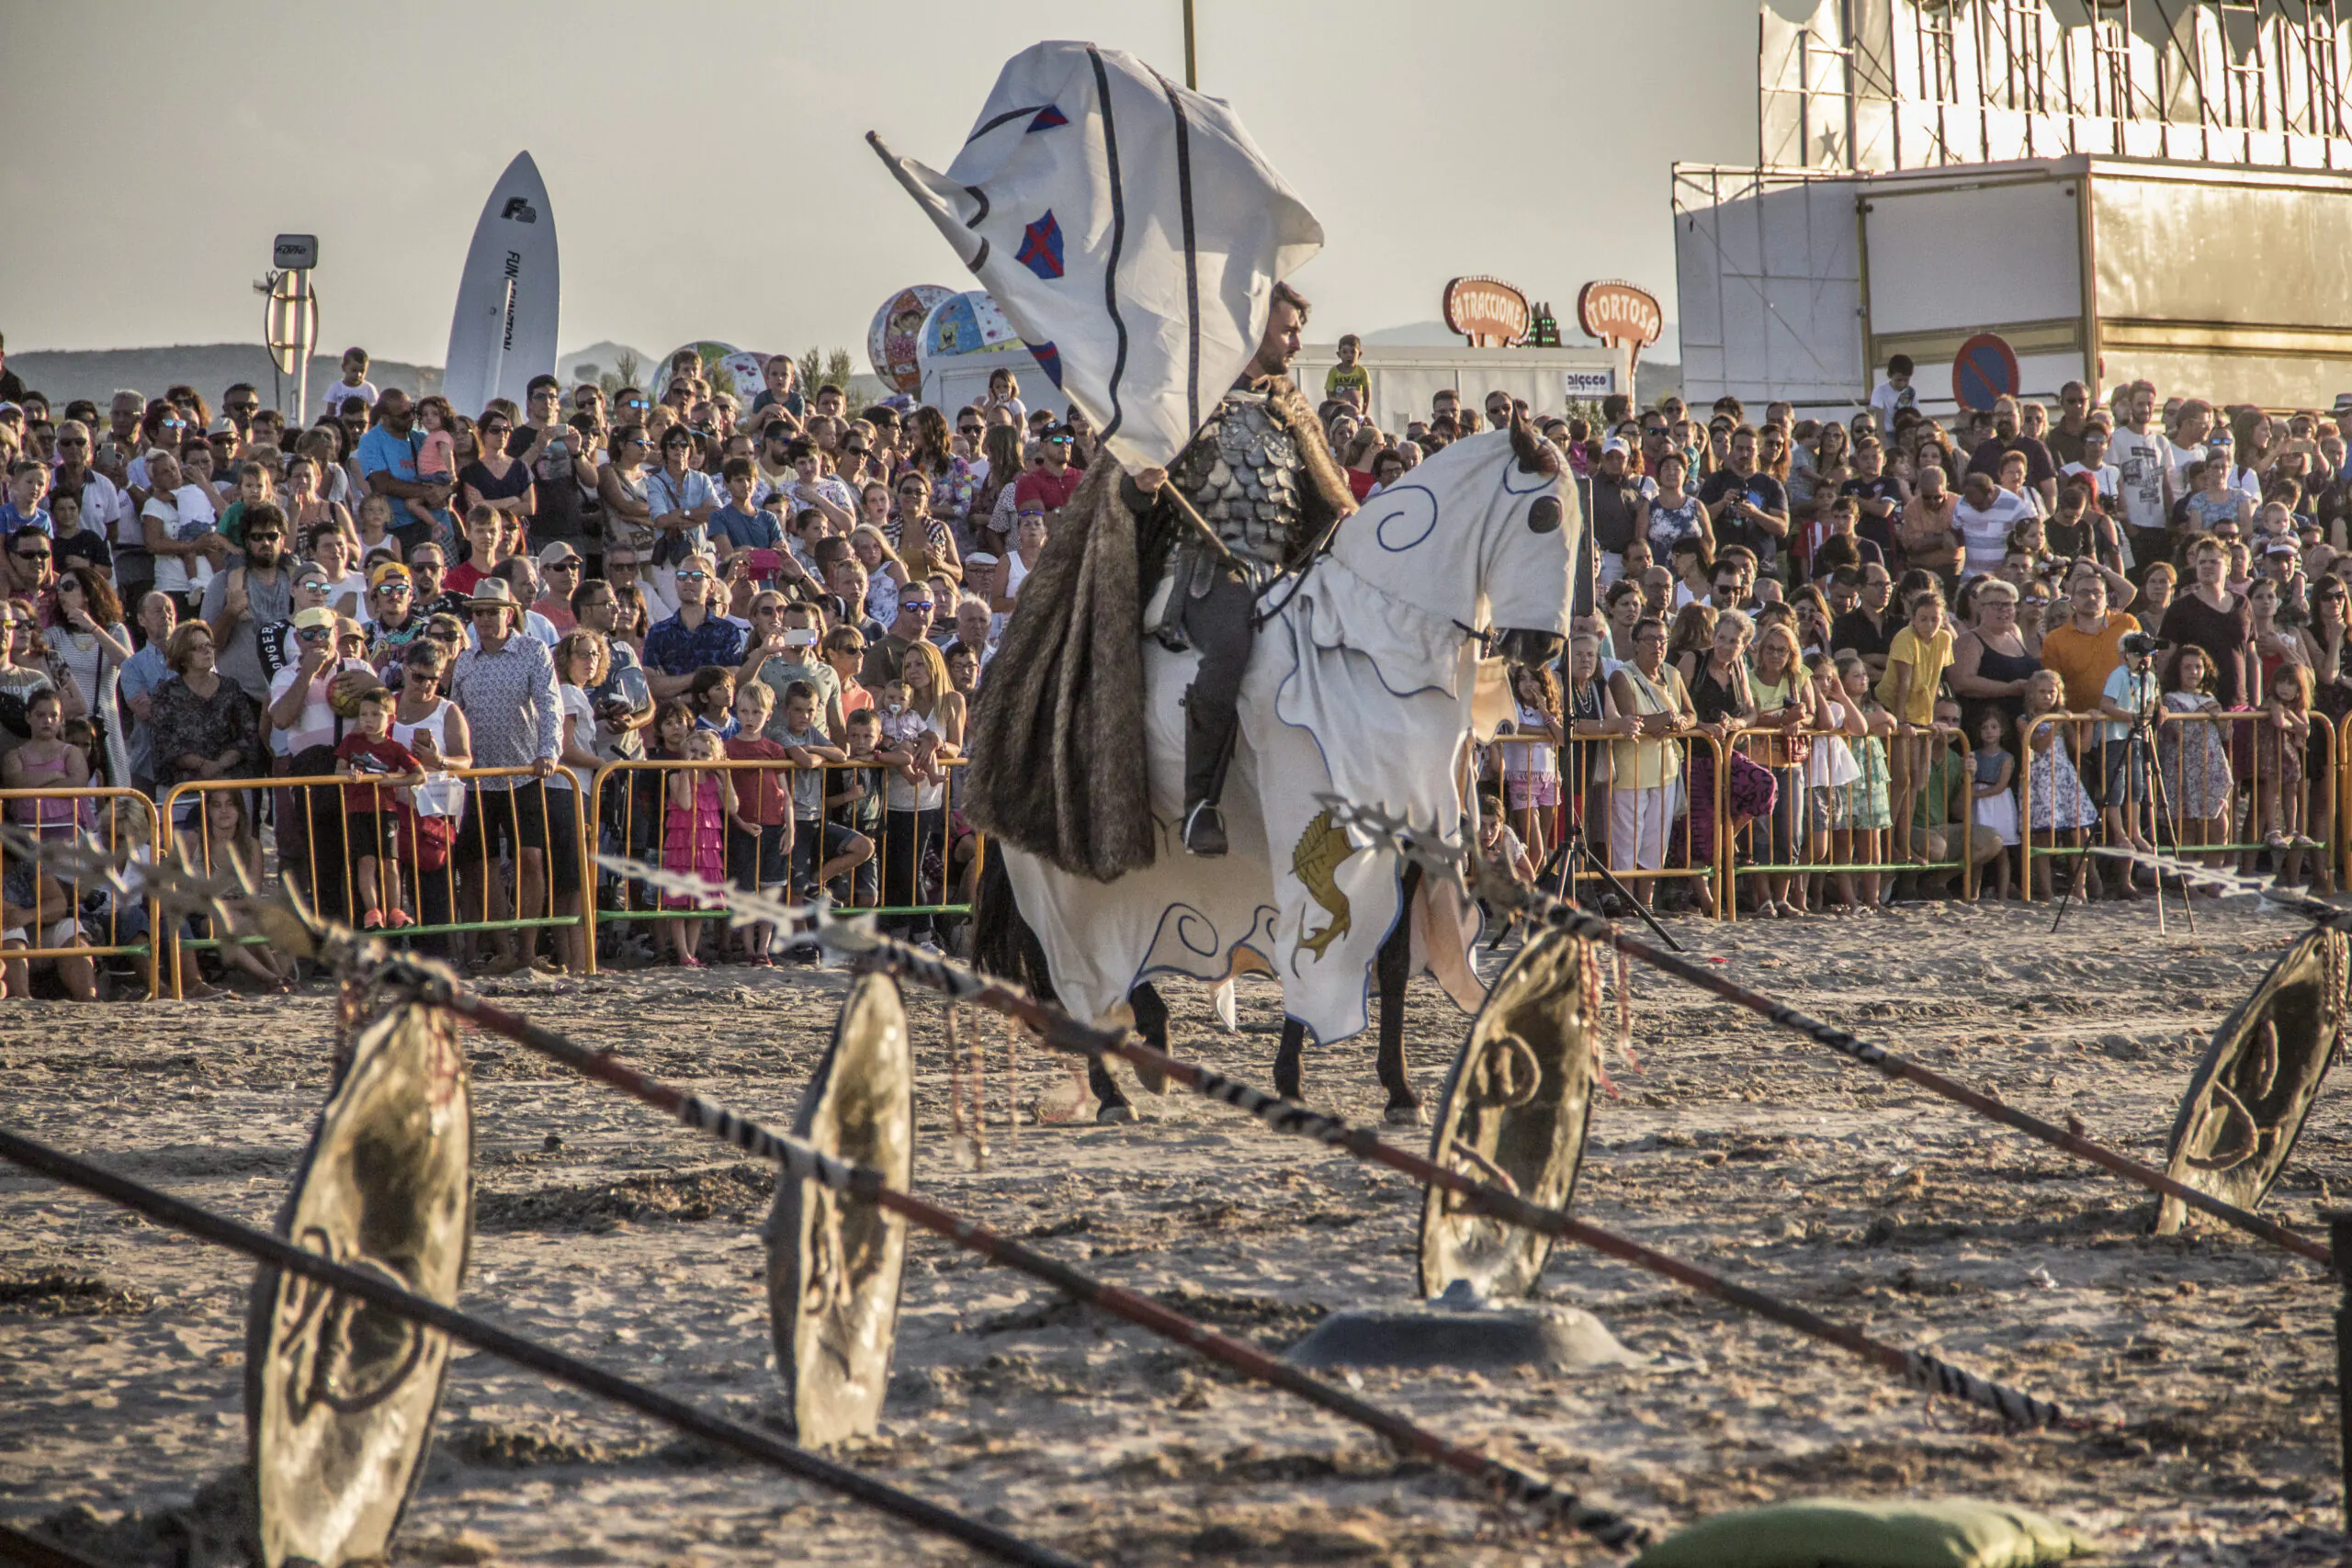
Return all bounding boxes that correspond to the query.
[1029,341,1063,388]
[1026,105,1069,131]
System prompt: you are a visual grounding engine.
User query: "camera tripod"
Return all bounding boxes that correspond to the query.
[1526,815,1685,952]
[2048,673,2192,937]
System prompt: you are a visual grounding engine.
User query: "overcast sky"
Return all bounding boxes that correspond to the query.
[4,0,1762,364]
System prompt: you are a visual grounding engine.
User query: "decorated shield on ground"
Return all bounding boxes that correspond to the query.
[1419,926,1597,1302]
[766,972,914,1446]
[246,998,472,1568]
[2156,926,2346,1235]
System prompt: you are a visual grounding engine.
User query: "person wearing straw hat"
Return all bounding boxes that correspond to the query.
[448,577,565,976]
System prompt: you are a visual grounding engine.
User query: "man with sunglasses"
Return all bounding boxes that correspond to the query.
[402,543,465,623]
[533,544,583,634]
[570,578,654,762]
[642,551,744,699]
[858,591,937,690]
[198,502,295,702]
[1012,423,1082,525]
[4,530,53,607]
[360,561,430,666]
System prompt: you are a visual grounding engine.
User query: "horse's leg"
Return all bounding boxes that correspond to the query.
[1274,1019,1306,1100]
[1091,981,1164,1124]
[1375,902,1421,1124]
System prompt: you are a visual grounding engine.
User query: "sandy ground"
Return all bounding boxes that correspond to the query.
[1,895,2346,1566]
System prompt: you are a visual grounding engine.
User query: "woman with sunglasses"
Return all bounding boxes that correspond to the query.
[902,406,978,544]
[460,409,537,550]
[646,424,719,570]
[886,472,962,587]
[597,423,659,570]
[46,569,130,786]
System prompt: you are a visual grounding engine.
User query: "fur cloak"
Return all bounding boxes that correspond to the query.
[964,376,1356,882]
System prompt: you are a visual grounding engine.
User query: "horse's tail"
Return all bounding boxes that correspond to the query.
[972,852,1057,1003]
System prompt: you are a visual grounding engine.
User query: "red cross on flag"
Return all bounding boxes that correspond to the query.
[869,41,1323,470]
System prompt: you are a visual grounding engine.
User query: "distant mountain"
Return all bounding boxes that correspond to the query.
[1360,320,1464,348]
[9,345,440,419]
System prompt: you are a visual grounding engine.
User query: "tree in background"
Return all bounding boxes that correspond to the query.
[798,346,856,396]
[585,348,642,404]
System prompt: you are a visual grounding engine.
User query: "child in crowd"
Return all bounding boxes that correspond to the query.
[712,457,786,569]
[829,707,887,906]
[660,728,737,968]
[2157,645,2234,870]
[4,690,89,840]
[408,397,458,536]
[356,492,400,562]
[873,679,938,787]
[51,493,108,578]
[2259,663,2316,875]
[1501,662,1563,866]
[1830,654,1894,911]
[325,347,378,415]
[722,681,792,963]
[775,682,868,901]
[1877,589,1952,857]
[1967,710,2018,900]
[688,665,737,734]
[1803,651,1860,909]
[334,685,424,929]
[1476,790,1536,886]
[2019,669,2097,901]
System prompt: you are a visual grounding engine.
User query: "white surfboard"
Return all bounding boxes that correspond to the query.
[441,151,560,419]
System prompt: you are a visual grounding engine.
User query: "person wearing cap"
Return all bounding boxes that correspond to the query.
[1589,436,1653,590]
[448,576,566,975]
[530,541,586,634]
[362,560,427,665]
[198,500,294,703]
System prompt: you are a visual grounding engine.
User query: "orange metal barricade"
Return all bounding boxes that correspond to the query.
[584,756,978,963]
[2018,709,2335,902]
[0,786,163,999]
[1484,729,1724,914]
[1718,723,1970,920]
[163,765,594,995]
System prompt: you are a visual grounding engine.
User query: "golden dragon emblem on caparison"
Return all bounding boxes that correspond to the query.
[1291,807,1357,961]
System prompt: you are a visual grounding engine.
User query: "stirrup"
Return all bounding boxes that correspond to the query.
[1182,801,1229,857]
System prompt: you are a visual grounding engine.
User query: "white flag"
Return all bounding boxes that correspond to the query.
[870,41,1323,470]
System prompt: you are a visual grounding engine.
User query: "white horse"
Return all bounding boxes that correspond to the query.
[1001,423,1577,1051]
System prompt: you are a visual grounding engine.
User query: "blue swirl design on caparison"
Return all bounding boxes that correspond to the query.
[1366,486,1439,552]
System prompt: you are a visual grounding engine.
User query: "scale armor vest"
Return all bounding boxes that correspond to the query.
[1170,389,1302,570]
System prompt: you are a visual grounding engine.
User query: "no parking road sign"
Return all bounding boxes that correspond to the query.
[1951,332,2018,412]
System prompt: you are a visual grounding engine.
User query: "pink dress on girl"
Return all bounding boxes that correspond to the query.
[661,777,728,908]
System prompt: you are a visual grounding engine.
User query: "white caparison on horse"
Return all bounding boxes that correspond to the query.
[1001,419,1579,1051]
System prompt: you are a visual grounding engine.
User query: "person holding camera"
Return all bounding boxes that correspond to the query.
[739,592,844,745]
[2095,631,2165,881]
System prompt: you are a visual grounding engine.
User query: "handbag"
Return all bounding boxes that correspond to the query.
[1724,750,1780,827]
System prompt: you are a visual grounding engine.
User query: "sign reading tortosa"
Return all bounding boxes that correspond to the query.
[1576,279,1663,367]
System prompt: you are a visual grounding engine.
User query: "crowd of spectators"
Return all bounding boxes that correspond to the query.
[1538,359,2351,919]
[0,322,2345,992]
[0,342,1094,996]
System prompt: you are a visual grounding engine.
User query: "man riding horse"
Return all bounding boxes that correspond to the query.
[1120,282,1357,857]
